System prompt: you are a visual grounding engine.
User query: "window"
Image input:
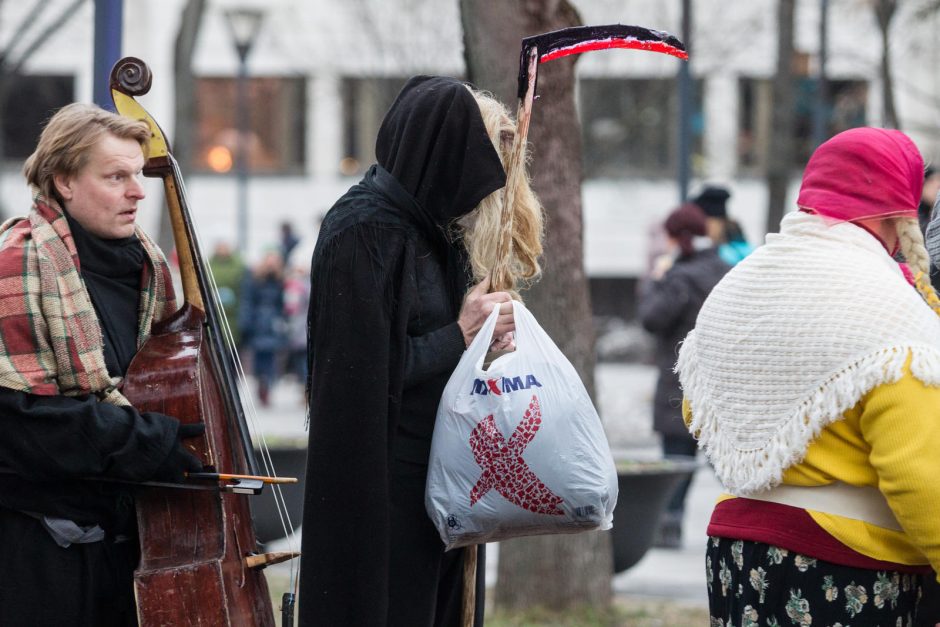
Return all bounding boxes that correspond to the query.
[340,76,409,176]
[738,77,867,171]
[194,76,306,175]
[1,74,74,162]
[579,77,704,178]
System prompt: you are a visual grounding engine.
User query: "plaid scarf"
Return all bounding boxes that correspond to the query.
[0,194,177,406]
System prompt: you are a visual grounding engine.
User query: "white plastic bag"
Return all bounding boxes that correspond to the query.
[425,300,618,550]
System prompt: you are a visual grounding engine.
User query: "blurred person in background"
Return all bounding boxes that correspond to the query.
[917,165,940,234]
[239,249,286,406]
[208,240,245,348]
[692,184,754,266]
[282,248,310,386]
[679,127,940,625]
[919,166,940,293]
[279,220,300,263]
[638,202,730,549]
[643,214,672,279]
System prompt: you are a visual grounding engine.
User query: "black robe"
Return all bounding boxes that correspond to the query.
[300,76,505,627]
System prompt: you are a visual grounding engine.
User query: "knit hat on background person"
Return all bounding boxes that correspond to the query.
[664,202,708,257]
[692,185,731,218]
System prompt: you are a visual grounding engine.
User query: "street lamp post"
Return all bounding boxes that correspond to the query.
[224,8,265,255]
[677,0,692,203]
[812,0,830,149]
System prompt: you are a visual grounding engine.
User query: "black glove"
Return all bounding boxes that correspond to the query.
[152,421,206,483]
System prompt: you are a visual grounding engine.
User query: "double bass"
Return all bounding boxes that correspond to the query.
[110,57,299,625]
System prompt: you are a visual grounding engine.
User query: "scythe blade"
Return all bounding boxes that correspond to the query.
[517,24,688,99]
[489,24,687,293]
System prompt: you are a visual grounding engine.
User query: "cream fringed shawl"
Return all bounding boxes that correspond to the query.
[676,211,940,495]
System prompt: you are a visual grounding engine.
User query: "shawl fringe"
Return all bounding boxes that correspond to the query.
[678,337,940,494]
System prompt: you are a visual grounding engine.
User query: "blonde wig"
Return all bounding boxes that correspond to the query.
[455,88,544,296]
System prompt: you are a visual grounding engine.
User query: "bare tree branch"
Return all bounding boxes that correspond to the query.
[0,1,47,67]
[2,0,87,78]
[913,0,940,20]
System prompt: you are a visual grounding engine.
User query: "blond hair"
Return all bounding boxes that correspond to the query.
[455,88,543,297]
[897,217,940,314]
[23,103,151,204]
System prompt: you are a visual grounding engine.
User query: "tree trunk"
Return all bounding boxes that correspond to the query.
[161,0,206,253]
[874,0,899,129]
[461,0,612,611]
[765,0,797,234]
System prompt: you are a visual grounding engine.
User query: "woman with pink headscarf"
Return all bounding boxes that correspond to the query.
[677,127,940,625]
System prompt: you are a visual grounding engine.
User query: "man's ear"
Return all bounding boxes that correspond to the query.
[52,173,73,202]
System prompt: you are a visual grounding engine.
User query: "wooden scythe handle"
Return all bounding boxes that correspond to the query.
[461,546,478,626]
[490,47,539,294]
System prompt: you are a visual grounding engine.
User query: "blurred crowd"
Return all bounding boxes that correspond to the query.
[208,221,311,406]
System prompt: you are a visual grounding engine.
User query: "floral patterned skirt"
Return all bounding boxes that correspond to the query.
[706,536,922,627]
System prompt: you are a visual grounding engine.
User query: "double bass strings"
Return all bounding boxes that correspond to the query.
[173,157,301,596]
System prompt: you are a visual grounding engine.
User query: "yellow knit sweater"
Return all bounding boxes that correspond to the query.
[686,354,940,576]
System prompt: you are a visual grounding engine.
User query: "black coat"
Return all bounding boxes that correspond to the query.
[920,200,940,292]
[300,76,505,627]
[0,213,178,528]
[638,248,730,437]
[0,214,180,626]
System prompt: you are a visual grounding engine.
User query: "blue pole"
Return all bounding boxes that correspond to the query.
[93,0,123,110]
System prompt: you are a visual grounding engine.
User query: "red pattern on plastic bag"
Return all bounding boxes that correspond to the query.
[468,394,564,515]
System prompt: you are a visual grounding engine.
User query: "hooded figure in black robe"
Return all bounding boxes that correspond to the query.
[299,76,508,626]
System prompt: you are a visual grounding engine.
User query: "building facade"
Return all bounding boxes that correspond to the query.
[1,0,938,317]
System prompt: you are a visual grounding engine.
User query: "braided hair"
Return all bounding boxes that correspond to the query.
[897,217,940,315]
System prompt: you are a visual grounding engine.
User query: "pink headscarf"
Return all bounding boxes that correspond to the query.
[797,127,924,223]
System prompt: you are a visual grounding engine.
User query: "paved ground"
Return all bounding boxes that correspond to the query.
[252,362,721,608]
[611,465,721,606]
[597,363,721,607]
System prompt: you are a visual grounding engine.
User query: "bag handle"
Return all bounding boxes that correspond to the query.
[465,302,502,370]
[466,300,549,372]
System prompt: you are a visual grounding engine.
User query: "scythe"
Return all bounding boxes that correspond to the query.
[489,24,688,291]
[468,23,687,627]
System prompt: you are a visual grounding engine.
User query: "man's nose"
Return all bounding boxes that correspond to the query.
[128,175,146,200]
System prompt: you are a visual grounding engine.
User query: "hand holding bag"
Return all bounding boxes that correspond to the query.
[425,300,618,550]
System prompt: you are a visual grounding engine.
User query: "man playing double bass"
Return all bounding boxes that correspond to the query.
[0,103,203,626]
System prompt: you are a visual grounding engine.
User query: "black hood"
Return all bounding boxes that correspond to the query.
[375,75,506,229]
